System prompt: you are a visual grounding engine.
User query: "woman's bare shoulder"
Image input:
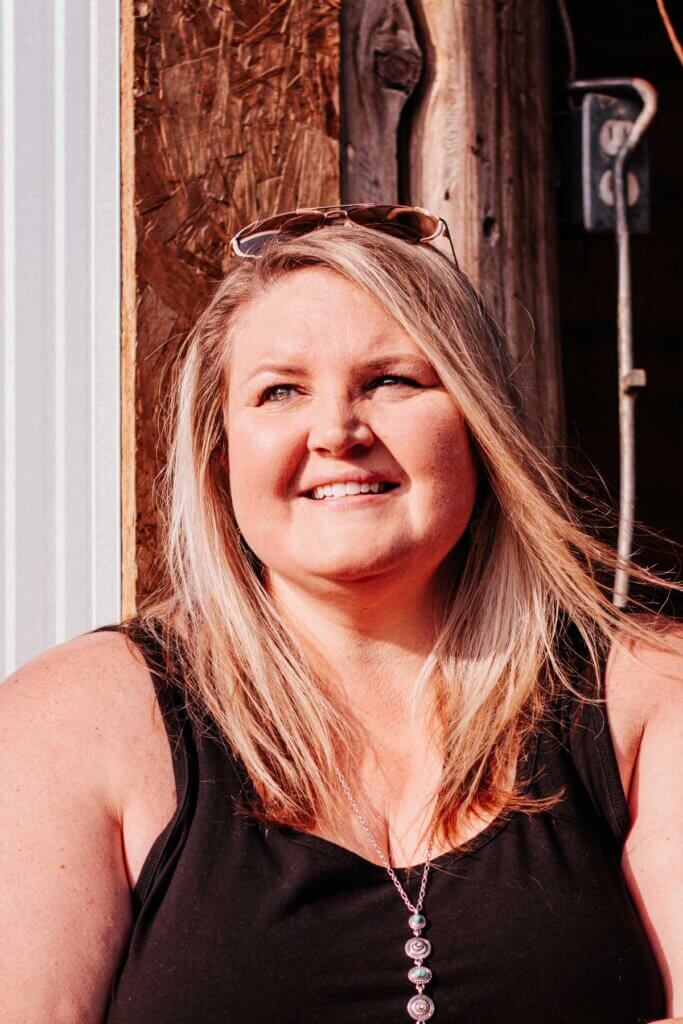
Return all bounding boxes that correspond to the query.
[605,618,683,1009]
[1,626,178,879]
[1,627,164,788]
[605,617,683,726]
[604,616,683,800]
[0,628,170,1022]
[2,625,153,703]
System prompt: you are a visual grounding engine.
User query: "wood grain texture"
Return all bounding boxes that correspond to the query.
[341,0,422,202]
[409,0,564,447]
[129,0,340,604]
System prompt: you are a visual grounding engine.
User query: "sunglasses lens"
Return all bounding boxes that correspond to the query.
[235,211,325,256]
[349,205,439,242]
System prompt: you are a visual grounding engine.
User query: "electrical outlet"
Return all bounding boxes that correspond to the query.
[558,92,651,233]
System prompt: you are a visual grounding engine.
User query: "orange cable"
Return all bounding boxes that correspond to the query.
[656,0,683,66]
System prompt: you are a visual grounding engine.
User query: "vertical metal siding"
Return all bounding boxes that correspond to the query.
[0,0,120,677]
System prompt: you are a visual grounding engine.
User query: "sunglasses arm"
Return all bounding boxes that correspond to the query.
[428,219,459,271]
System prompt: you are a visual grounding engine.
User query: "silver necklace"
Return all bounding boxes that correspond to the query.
[334,765,437,1022]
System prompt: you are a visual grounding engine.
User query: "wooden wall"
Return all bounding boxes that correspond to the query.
[340,0,564,446]
[122,0,341,611]
[122,0,570,611]
[407,0,564,448]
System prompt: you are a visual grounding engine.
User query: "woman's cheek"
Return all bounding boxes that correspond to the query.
[229,417,302,515]
[426,420,478,522]
[416,407,474,475]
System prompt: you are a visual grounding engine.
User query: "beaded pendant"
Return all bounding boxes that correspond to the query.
[404,912,434,1020]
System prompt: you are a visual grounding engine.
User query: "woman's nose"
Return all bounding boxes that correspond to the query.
[306,398,374,456]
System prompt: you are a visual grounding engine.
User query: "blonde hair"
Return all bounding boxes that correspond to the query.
[131,225,678,852]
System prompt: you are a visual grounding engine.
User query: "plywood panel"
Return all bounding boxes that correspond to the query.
[124,0,340,607]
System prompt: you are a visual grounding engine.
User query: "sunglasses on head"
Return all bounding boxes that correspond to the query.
[229,203,459,270]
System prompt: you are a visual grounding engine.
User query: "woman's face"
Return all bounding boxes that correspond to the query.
[226,267,478,594]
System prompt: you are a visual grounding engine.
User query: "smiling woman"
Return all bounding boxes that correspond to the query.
[2,211,682,1023]
[225,267,478,600]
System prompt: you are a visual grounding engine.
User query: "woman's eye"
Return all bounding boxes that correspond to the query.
[370,375,421,390]
[259,384,297,403]
[258,375,420,404]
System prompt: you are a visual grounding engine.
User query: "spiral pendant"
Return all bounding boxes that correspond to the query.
[404,913,435,1020]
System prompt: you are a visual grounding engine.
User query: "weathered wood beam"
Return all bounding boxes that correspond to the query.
[341,0,423,202]
[409,0,564,447]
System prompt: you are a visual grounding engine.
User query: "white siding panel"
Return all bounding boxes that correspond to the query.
[0,0,120,677]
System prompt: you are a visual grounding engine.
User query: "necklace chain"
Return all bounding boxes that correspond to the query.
[333,765,436,914]
[333,763,438,1020]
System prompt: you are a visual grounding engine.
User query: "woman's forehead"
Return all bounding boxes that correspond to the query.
[234,267,390,329]
[228,268,423,372]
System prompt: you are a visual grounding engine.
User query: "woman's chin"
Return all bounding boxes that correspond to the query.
[297,552,410,585]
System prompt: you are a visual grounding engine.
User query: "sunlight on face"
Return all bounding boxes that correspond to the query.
[226,267,478,594]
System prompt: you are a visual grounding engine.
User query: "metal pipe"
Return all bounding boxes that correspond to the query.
[569,78,658,607]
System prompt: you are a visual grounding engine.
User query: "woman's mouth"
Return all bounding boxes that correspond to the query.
[298,481,401,509]
[306,481,399,501]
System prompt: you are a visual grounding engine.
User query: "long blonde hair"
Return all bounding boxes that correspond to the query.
[131,225,678,850]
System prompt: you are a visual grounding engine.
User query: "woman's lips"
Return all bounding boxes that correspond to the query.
[299,486,402,509]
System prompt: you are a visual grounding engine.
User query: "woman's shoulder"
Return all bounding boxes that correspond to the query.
[0,625,174,828]
[2,624,158,733]
[0,626,173,1020]
[605,615,683,730]
[604,614,683,802]
[604,616,683,1003]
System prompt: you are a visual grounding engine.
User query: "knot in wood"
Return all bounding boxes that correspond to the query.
[374,46,422,93]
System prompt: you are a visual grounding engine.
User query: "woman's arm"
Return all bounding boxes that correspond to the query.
[0,632,139,1023]
[607,625,683,1017]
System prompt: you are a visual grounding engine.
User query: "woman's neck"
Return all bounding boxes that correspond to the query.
[265,570,442,746]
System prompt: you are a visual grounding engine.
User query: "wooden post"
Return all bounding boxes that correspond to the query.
[341,0,422,202]
[121,0,341,608]
[408,0,564,446]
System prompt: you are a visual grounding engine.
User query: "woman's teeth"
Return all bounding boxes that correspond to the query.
[310,481,393,500]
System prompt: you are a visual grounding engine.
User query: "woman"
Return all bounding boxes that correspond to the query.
[1,204,681,1023]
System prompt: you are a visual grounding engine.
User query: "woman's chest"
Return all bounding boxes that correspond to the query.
[107,786,664,1024]
[120,678,645,894]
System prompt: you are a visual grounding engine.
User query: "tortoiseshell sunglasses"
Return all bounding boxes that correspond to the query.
[230,203,459,270]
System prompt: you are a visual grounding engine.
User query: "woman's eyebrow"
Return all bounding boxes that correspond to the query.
[244,362,307,381]
[361,355,433,373]
[243,354,432,383]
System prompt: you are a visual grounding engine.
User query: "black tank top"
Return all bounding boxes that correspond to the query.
[94,621,665,1023]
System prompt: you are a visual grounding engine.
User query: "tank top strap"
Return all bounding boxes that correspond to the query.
[90,621,198,911]
[554,626,631,850]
